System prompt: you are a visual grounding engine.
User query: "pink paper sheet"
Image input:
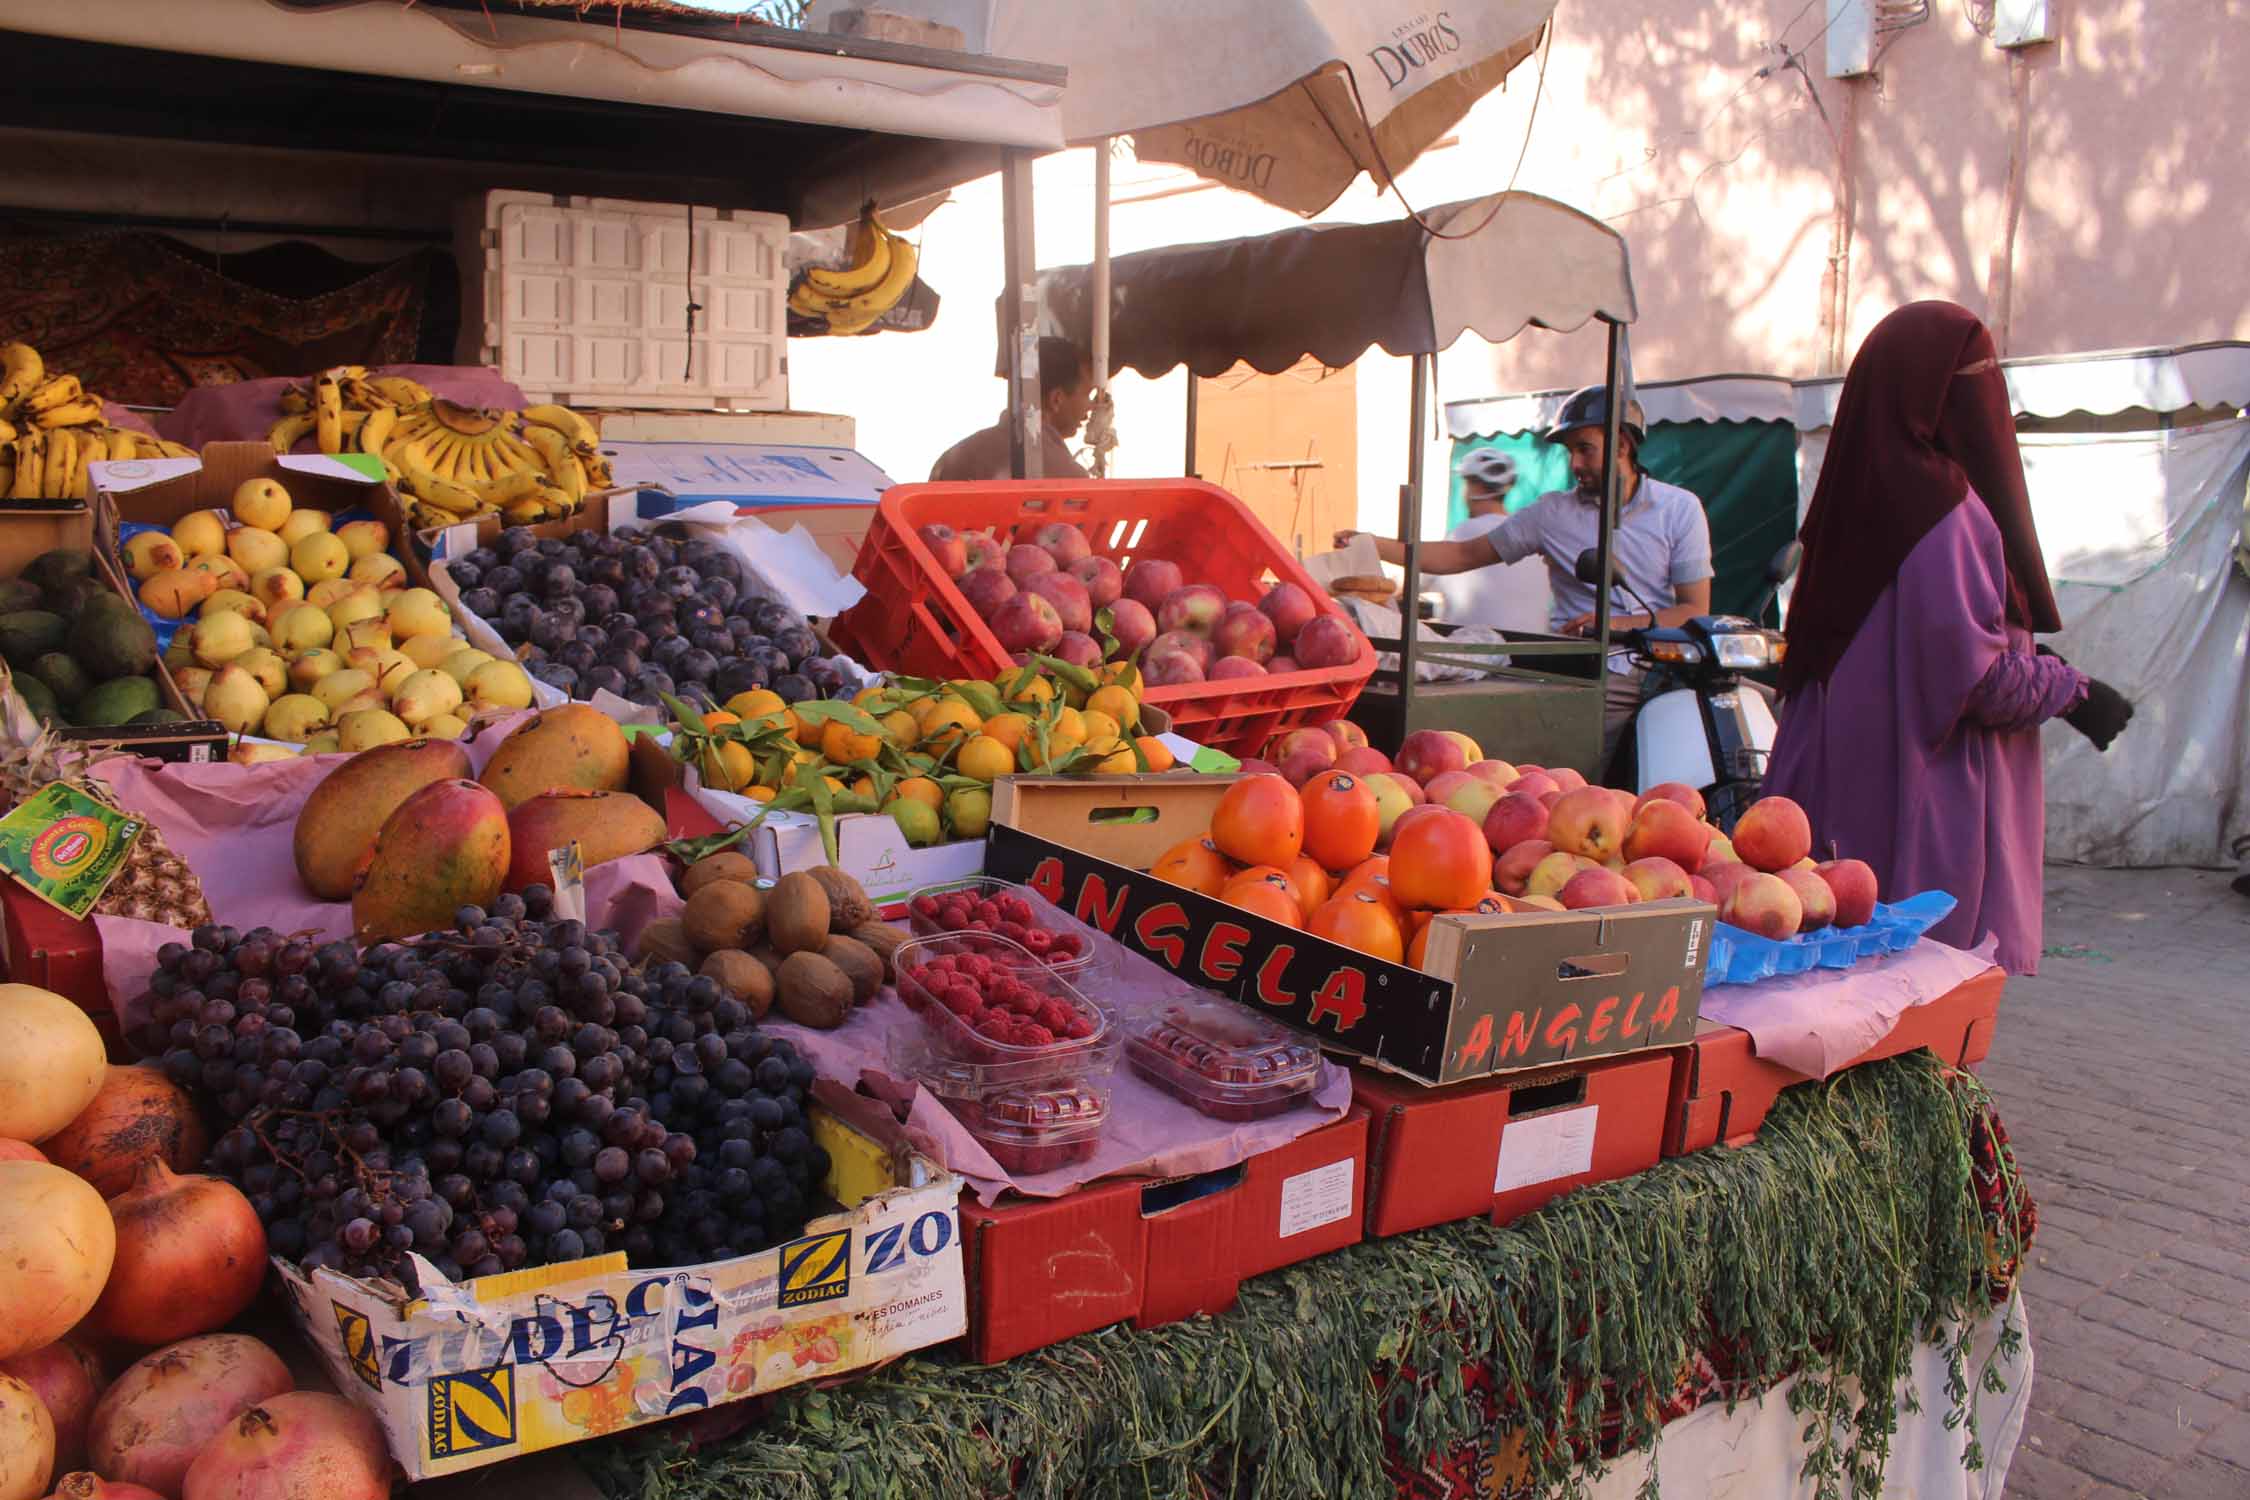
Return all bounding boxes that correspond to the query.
[1696,936,2000,1078]
[157,365,530,450]
[765,907,1352,1205]
[89,710,682,1029]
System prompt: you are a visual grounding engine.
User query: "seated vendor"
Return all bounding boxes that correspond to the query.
[930,336,1095,482]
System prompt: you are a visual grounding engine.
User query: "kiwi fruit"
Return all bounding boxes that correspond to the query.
[776,950,853,1029]
[767,870,831,956]
[822,934,884,1004]
[700,948,775,1019]
[682,849,760,898]
[684,880,765,953]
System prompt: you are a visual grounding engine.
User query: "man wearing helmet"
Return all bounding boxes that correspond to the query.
[1337,385,1712,767]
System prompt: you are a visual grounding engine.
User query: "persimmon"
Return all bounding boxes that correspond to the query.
[1220,873,1305,928]
[1306,889,1404,963]
[1151,836,1235,895]
[1336,856,1405,924]
[1282,855,1332,920]
[1389,808,1492,911]
[1210,774,1304,869]
[1299,769,1380,872]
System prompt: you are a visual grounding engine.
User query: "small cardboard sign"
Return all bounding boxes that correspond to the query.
[0,783,145,918]
[545,841,587,923]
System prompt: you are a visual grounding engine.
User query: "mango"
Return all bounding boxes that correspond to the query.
[478,705,631,810]
[502,789,666,893]
[293,737,474,900]
[351,779,510,943]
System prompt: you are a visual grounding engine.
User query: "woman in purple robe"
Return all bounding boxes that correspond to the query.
[1763,301,2132,974]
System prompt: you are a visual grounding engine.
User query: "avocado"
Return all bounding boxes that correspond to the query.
[31,651,89,708]
[22,548,94,597]
[127,707,185,727]
[72,594,158,680]
[74,674,161,727]
[0,610,68,667]
[0,579,43,615]
[42,574,109,620]
[11,672,60,725]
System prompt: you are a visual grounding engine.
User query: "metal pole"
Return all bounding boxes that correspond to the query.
[1000,148,1043,480]
[1594,318,1624,665]
[1091,139,1112,477]
[1182,374,1199,478]
[1398,352,1428,700]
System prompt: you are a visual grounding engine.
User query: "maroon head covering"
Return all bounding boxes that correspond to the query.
[1780,301,2062,696]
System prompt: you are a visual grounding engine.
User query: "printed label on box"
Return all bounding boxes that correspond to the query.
[1278,1158,1355,1238]
[1494,1105,1599,1193]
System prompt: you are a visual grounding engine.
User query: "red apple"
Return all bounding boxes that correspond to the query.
[1210,656,1268,680]
[1482,792,1550,854]
[1700,832,1740,871]
[1123,558,1184,609]
[1369,771,1416,843]
[1322,720,1371,753]
[1336,745,1393,777]
[1257,581,1319,645]
[1493,838,1554,895]
[1267,654,1301,674]
[1237,757,1281,778]
[1518,894,1566,912]
[1508,771,1561,801]
[1703,861,1759,904]
[1271,728,1338,777]
[958,565,1017,620]
[1426,769,1502,825]
[1028,571,1093,634]
[1622,798,1712,869]
[962,530,1004,572]
[1635,781,1708,820]
[1106,597,1157,656]
[1157,583,1229,637]
[1733,796,1813,872]
[1005,545,1058,585]
[1561,866,1638,910]
[917,522,970,577]
[1780,867,1837,931]
[1149,629,1214,671]
[1466,759,1519,791]
[1052,630,1103,668]
[1292,614,1360,669]
[991,591,1064,654]
[1527,850,1599,898]
[1622,856,1693,902]
[1069,555,1124,609]
[1721,871,1804,939]
[1549,767,1588,794]
[1688,874,1719,904]
[1396,729,1469,786]
[1033,522,1092,568]
[1142,641,1208,687]
[1212,602,1278,662]
[1547,786,1628,860]
[1816,858,1879,929]
[1380,771,1426,807]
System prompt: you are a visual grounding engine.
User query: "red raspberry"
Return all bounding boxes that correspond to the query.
[1021,929,1054,954]
[1018,1023,1056,1047]
[1065,1016,1096,1040]
[1038,999,1072,1031]
[1001,896,1033,924]
[997,920,1030,945]
[913,895,941,919]
[1049,934,1082,958]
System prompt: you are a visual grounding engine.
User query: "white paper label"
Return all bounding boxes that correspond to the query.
[1494,1105,1600,1193]
[1277,1158,1355,1238]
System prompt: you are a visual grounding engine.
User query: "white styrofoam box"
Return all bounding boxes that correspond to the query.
[592,409,856,447]
[688,770,985,915]
[473,191,790,411]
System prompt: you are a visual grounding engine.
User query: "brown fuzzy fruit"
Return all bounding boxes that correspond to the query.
[637,918,697,968]
[849,921,910,983]
[776,952,853,1029]
[681,850,759,898]
[804,866,875,930]
[766,872,831,956]
[699,950,774,1019]
[746,946,786,984]
[683,882,765,954]
[821,935,883,1004]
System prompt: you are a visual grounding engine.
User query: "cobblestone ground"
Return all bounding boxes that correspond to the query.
[1981,865,2250,1500]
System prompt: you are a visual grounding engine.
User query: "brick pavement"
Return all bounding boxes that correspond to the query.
[1980,865,2250,1500]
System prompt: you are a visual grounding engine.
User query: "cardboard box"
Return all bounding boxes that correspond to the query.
[984,777,1711,1086]
[959,1108,1368,1363]
[0,878,117,1052]
[1353,1052,1676,1238]
[276,1096,965,1479]
[92,441,413,561]
[0,504,226,763]
[1663,967,2004,1157]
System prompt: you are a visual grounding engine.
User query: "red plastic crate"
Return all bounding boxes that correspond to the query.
[828,480,1376,755]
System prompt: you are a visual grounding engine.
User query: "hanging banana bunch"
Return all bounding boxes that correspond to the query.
[787,203,920,337]
[0,341,191,501]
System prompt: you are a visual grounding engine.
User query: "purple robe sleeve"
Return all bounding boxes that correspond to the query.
[1961,648,2088,732]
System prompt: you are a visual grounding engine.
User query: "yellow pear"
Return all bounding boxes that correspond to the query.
[277,509,331,546]
[201,664,269,734]
[170,509,227,558]
[307,578,360,610]
[287,648,346,692]
[348,551,406,588]
[201,589,267,624]
[250,567,306,608]
[392,669,464,726]
[421,713,470,740]
[123,531,185,581]
[311,667,375,711]
[342,615,393,653]
[190,609,258,668]
[189,554,250,591]
[327,588,386,632]
[263,693,331,742]
[228,742,298,767]
[386,588,452,640]
[467,659,535,711]
[335,519,391,560]
[441,648,496,687]
[270,602,336,654]
[337,708,412,751]
[329,689,391,718]
[399,635,459,670]
[226,527,289,575]
[234,646,289,699]
[231,477,292,531]
[171,666,212,710]
[292,531,351,585]
[303,731,342,755]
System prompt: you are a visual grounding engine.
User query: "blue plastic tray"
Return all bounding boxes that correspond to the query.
[1706,889,1956,987]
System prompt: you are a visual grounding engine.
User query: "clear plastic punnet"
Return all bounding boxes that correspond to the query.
[892,931,1116,1075]
[904,877,1096,978]
[1125,999,1323,1121]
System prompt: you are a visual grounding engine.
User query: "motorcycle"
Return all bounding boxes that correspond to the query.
[1574,541,1802,832]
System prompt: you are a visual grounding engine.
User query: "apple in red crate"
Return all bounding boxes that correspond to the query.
[1210,657,1267,680]
[1212,602,1277,662]
[1105,598,1156,656]
[963,531,1004,572]
[1005,545,1057,584]
[990,592,1064,654]
[1292,614,1359,669]
[1143,640,1208,686]
[1816,857,1879,928]
[918,523,970,576]
[1721,871,1803,939]
[1069,555,1123,609]
[1267,654,1300,674]
[1149,629,1213,671]
[1124,558,1183,609]
[1394,729,1466,786]
[1158,583,1228,637]
[1034,522,1092,568]
[1028,571,1093,633]
[1258,581,1318,646]
[958,566,1017,620]
[1053,631,1103,668]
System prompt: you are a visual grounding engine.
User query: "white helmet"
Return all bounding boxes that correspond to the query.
[1454,447,1518,494]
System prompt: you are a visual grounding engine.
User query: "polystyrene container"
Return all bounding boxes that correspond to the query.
[905,877,1096,977]
[893,932,1116,1075]
[1126,1000,1322,1121]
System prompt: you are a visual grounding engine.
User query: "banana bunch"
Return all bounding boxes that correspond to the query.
[268,367,612,530]
[0,342,193,501]
[787,205,919,336]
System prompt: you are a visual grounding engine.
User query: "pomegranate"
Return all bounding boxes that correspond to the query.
[42,1066,209,1200]
[182,1395,390,1500]
[0,1338,104,1471]
[92,1162,267,1345]
[45,1478,169,1500]
[90,1335,294,1499]
[1,1372,56,1500]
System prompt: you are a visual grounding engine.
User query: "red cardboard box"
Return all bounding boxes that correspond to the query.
[1354,1052,1677,1238]
[0,881,121,1055]
[1663,967,2004,1156]
[960,1107,1369,1363]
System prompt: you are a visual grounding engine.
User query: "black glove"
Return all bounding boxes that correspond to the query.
[2064,678,2133,751]
[2036,644,2064,662]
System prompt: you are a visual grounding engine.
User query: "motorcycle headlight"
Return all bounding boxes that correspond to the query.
[1709,633,1775,669]
[1648,639,1704,665]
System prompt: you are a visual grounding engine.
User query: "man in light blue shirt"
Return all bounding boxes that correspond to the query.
[1339,388,1713,770]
